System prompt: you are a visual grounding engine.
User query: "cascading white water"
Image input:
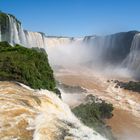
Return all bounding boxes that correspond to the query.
[0,81,108,140]
[123,33,140,68]
[25,31,46,48]
[18,24,28,46]
[7,15,20,45]
[122,33,140,77]
[45,37,73,48]
[45,37,95,68]
[32,90,108,140]
[0,13,47,48]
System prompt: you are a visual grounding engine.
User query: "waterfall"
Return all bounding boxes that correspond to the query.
[7,15,21,44]
[83,32,138,66]
[0,13,47,48]
[25,31,46,48]
[1,12,140,78]
[33,89,108,140]
[0,81,108,140]
[0,12,77,50]
[45,37,73,48]
[122,33,140,77]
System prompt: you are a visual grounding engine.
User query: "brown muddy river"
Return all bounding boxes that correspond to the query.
[55,68,140,140]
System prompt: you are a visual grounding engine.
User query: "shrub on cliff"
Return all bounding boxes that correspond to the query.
[0,41,56,92]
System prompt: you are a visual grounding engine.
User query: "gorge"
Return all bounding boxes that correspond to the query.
[1,12,140,79]
[0,11,140,140]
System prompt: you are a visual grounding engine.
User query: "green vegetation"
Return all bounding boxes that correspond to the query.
[124,81,140,92]
[72,95,115,140]
[0,41,57,92]
[114,80,140,93]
